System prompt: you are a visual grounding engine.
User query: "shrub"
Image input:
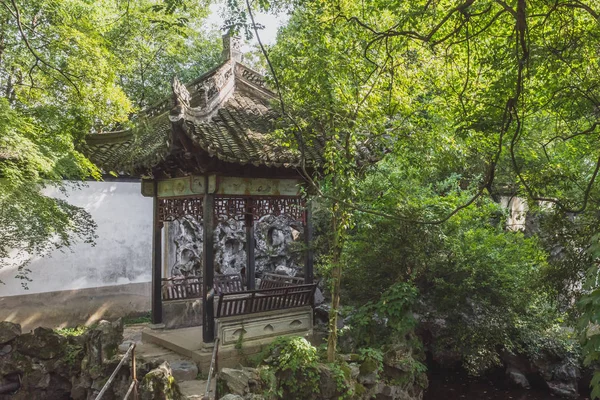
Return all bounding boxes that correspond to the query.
[264,336,320,399]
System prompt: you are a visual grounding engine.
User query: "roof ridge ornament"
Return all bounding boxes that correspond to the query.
[170,76,191,122]
[222,31,243,63]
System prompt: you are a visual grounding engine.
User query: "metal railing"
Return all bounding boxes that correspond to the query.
[202,338,220,400]
[95,343,138,400]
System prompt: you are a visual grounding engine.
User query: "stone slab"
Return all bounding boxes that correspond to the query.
[142,326,204,358]
[216,307,313,347]
[179,379,209,399]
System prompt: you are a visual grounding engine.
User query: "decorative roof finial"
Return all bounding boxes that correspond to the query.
[222,30,243,63]
[170,76,190,122]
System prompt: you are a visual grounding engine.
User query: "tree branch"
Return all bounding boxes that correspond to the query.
[4,0,81,96]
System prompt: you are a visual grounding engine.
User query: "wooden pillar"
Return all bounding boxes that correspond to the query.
[151,182,163,325]
[202,193,215,343]
[304,201,314,284]
[245,199,256,290]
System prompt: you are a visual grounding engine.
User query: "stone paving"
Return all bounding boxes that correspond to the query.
[122,324,214,399]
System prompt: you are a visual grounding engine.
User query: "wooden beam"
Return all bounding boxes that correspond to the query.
[151,182,163,324]
[245,199,256,290]
[202,192,215,343]
[304,202,314,284]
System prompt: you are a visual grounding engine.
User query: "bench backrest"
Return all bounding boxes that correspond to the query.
[161,276,202,301]
[216,283,317,318]
[214,273,244,294]
[259,273,305,290]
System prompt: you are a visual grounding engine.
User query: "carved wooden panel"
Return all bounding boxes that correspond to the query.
[253,197,305,222]
[158,197,204,223]
[214,197,247,222]
[213,197,305,223]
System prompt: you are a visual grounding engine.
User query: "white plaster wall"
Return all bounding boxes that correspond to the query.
[0,181,153,296]
[500,196,528,231]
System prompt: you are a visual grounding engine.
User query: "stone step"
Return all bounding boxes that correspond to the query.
[179,379,209,399]
[123,324,216,398]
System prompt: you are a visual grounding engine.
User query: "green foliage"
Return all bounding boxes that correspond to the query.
[122,312,152,326]
[327,362,354,399]
[263,336,320,399]
[257,366,279,398]
[517,316,580,362]
[341,154,562,373]
[261,0,600,363]
[345,282,418,347]
[358,348,383,375]
[538,209,600,306]
[579,233,600,398]
[63,343,85,367]
[0,0,220,284]
[55,325,89,337]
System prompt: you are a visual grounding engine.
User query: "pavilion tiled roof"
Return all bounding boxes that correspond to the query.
[81,48,323,176]
[81,115,172,174]
[183,91,323,168]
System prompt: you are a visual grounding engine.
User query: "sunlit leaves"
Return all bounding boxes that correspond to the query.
[0,0,219,284]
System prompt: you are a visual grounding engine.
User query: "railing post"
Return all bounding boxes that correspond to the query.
[248,292,256,313]
[284,287,290,308]
[203,191,215,343]
[132,344,138,400]
[245,199,256,290]
[151,180,163,325]
[95,344,134,400]
[304,202,314,284]
[204,338,220,400]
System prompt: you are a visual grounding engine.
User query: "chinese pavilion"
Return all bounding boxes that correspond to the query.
[82,34,320,347]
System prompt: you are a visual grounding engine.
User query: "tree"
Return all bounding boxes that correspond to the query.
[237,0,600,362]
[0,0,219,285]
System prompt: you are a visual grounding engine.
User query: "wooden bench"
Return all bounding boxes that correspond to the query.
[214,273,244,294]
[259,273,305,290]
[161,276,202,301]
[216,283,317,318]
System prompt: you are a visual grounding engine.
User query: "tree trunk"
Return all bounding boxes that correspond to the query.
[327,204,343,362]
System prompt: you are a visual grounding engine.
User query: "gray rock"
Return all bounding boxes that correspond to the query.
[274,264,296,276]
[349,364,360,380]
[501,347,582,399]
[244,395,265,400]
[119,340,135,353]
[70,374,93,400]
[369,382,415,400]
[167,214,304,279]
[314,287,325,305]
[315,304,330,322]
[547,380,579,399]
[16,327,65,359]
[0,344,12,356]
[219,368,257,396]
[97,319,124,358]
[318,364,346,399]
[27,366,51,389]
[70,383,88,400]
[358,372,378,386]
[507,367,530,389]
[554,363,580,381]
[0,321,21,344]
[219,395,244,400]
[170,359,199,381]
[139,362,184,400]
